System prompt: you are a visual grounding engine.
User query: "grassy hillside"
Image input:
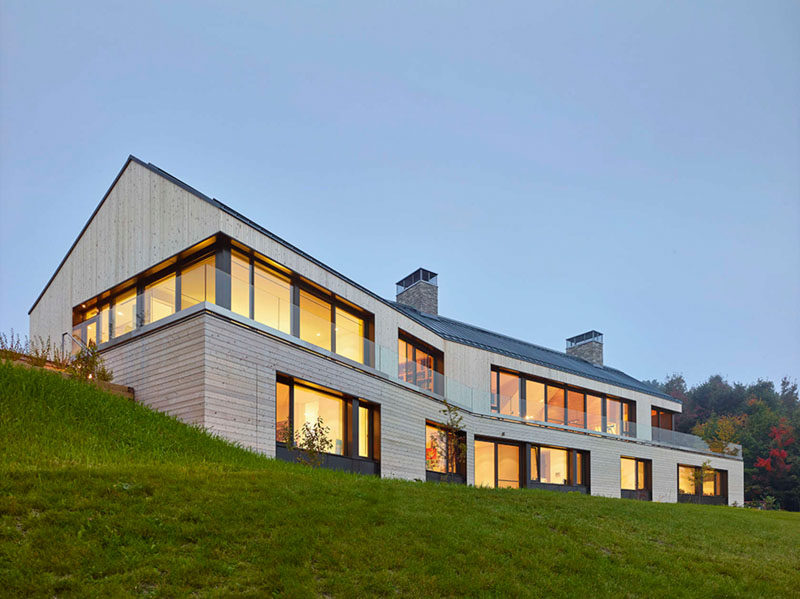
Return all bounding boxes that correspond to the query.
[1,361,798,598]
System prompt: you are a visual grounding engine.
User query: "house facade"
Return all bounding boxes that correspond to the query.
[29,156,744,504]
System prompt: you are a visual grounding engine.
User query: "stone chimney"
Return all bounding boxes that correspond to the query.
[396,268,438,315]
[566,330,603,365]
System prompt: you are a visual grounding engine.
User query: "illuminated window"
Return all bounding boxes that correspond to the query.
[678,465,695,495]
[335,307,364,363]
[497,444,520,488]
[491,371,520,417]
[276,381,290,443]
[606,398,621,435]
[586,394,603,432]
[180,256,215,309]
[231,251,251,318]
[567,390,585,428]
[358,406,370,458]
[575,452,585,486]
[293,385,344,455]
[530,446,539,480]
[144,273,176,325]
[398,334,441,393]
[474,440,495,488]
[525,380,545,421]
[299,290,332,351]
[652,408,674,431]
[426,424,447,473]
[98,305,109,344]
[474,440,519,489]
[113,289,137,337]
[546,386,565,425]
[540,447,569,485]
[703,470,717,496]
[254,262,291,334]
[621,457,637,490]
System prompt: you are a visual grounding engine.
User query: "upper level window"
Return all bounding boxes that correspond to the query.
[299,290,332,351]
[652,407,675,431]
[398,332,443,394]
[489,367,636,436]
[143,273,176,325]
[71,236,374,366]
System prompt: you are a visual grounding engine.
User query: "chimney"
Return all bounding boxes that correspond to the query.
[396,268,438,315]
[566,330,603,365]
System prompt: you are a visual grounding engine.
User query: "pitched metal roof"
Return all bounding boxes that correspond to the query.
[31,155,677,404]
[392,302,676,402]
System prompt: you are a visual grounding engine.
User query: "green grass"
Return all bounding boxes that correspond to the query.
[1,361,798,598]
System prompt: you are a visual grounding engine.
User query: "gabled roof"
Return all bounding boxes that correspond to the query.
[31,155,677,403]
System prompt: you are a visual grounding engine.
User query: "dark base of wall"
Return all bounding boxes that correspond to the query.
[677,493,727,506]
[276,445,380,476]
[425,471,466,485]
[528,482,588,494]
[621,489,652,501]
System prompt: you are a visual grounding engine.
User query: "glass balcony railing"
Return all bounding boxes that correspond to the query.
[652,427,742,457]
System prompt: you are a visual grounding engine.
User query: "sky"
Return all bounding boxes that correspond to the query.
[1,1,798,387]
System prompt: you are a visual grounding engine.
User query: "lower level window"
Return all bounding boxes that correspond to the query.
[678,464,727,499]
[275,376,379,463]
[621,457,652,500]
[425,423,466,479]
[475,440,520,488]
[531,445,587,487]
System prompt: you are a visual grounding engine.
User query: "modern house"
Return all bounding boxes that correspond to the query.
[29,156,744,505]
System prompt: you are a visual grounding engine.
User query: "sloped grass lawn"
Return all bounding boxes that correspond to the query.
[1,361,799,597]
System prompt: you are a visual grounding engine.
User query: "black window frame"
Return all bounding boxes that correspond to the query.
[425,421,467,484]
[677,464,728,505]
[398,331,444,394]
[275,374,380,475]
[620,456,652,501]
[489,366,636,437]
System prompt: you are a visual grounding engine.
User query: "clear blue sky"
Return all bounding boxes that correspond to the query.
[1,2,798,387]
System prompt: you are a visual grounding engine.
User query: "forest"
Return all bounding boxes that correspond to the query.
[646,374,799,511]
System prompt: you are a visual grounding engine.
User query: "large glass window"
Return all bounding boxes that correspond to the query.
[114,289,137,337]
[293,385,344,455]
[180,255,216,309]
[621,457,637,490]
[525,380,545,421]
[299,290,332,351]
[254,262,291,334]
[335,307,364,363]
[398,335,441,393]
[678,465,695,495]
[474,440,519,489]
[586,394,603,432]
[231,251,251,318]
[491,370,520,417]
[497,444,520,488]
[546,386,565,425]
[606,398,621,435]
[540,447,569,485]
[566,390,585,428]
[143,273,176,325]
[474,440,495,488]
[426,424,447,473]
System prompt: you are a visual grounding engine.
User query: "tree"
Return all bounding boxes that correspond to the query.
[285,417,333,468]
[753,419,798,511]
[428,400,467,482]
